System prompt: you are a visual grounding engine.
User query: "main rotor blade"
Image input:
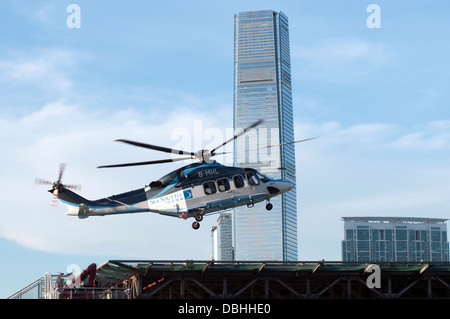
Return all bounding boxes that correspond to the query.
[58,163,66,181]
[35,178,53,185]
[213,137,319,155]
[115,139,195,157]
[210,119,264,155]
[64,184,82,192]
[97,156,193,168]
[269,136,319,148]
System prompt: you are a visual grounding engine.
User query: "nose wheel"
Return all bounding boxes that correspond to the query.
[192,221,200,230]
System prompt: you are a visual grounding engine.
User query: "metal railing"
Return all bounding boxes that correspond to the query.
[7,273,128,299]
[7,277,46,299]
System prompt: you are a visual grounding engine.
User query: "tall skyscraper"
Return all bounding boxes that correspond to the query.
[210,213,234,261]
[342,217,449,262]
[233,9,297,261]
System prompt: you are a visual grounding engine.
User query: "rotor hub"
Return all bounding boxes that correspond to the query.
[195,149,212,162]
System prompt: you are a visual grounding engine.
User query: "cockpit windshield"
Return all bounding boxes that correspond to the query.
[256,172,271,183]
[243,168,271,183]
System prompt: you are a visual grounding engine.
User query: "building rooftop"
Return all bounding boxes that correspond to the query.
[342,216,448,224]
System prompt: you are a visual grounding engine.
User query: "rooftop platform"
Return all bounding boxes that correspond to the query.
[8,260,450,299]
[93,260,450,299]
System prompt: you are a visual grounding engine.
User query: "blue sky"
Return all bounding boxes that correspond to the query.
[1,0,450,297]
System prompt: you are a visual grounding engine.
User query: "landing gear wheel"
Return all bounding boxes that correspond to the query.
[195,214,203,222]
[192,221,200,230]
[266,203,273,211]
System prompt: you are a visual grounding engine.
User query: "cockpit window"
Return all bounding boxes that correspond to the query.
[246,172,260,186]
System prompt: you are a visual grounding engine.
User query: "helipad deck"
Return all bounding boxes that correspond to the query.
[94,260,450,299]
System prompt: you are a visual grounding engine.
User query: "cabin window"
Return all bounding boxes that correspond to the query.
[233,175,244,188]
[203,181,217,195]
[217,178,230,192]
[246,172,260,186]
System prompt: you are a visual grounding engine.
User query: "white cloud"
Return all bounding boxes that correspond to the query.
[296,120,450,152]
[0,49,80,94]
[292,37,394,83]
[7,1,62,28]
[295,38,371,60]
[389,121,450,151]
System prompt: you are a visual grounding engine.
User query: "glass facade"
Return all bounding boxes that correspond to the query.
[233,10,297,261]
[342,217,449,262]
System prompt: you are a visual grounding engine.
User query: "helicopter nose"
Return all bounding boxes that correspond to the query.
[280,181,294,193]
[267,180,294,196]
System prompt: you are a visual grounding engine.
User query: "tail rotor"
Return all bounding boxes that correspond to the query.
[35,163,81,206]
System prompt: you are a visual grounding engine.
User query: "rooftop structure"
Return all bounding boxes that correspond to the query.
[342,217,448,224]
[10,260,450,299]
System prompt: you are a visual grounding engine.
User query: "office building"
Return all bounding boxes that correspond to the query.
[342,217,449,262]
[210,213,234,261]
[233,9,297,260]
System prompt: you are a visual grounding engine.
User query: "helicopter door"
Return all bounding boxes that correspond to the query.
[246,172,260,187]
[216,177,236,209]
[245,172,261,207]
[232,174,248,205]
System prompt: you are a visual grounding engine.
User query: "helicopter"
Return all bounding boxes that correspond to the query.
[36,120,314,230]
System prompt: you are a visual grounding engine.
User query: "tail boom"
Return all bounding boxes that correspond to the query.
[58,187,149,219]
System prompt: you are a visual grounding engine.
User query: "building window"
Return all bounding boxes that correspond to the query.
[396,241,408,252]
[431,229,441,242]
[396,227,407,240]
[431,242,442,253]
[357,226,369,240]
[346,229,353,240]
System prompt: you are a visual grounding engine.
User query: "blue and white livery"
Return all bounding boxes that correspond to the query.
[37,120,311,230]
[56,161,293,229]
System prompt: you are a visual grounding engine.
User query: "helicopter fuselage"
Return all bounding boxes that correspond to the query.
[57,161,294,229]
